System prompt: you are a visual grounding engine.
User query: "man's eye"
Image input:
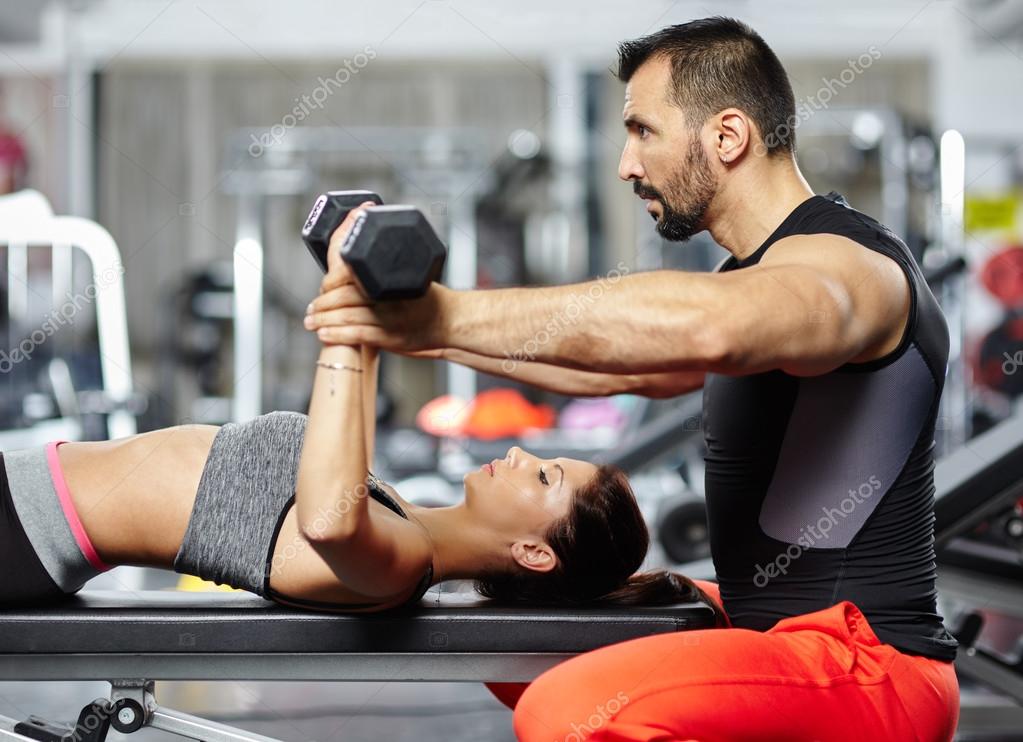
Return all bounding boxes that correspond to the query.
[638,125,649,138]
[539,467,549,486]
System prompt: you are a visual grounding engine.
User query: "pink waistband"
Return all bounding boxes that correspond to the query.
[45,440,111,573]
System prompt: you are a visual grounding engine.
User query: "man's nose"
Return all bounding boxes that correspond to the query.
[618,143,643,182]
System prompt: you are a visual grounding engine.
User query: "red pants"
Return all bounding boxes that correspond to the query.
[487,581,959,742]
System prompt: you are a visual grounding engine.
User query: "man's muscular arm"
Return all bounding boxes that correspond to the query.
[438,234,907,377]
[443,275,721,374]
[308,231,908,379]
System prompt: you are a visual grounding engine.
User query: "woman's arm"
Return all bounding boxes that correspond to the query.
[360,345,380,465]
[295,343,369,542]
[292,211,430,600]
[294,343,432,600]
[407,347,706,399]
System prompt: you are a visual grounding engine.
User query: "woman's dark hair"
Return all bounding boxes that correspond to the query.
[474,464,729,627]
[614,16,797,157]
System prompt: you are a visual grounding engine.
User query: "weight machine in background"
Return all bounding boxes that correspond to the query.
[219,126,494,426]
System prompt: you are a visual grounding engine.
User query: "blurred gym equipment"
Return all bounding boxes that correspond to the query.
[0,189,140,446]
[933,406,1023,736]
[152,260,334,428]
[221,127,490,423]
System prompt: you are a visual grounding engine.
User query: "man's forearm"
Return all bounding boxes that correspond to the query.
[443,270,726,375]
[441,347,636,397]
[437,347,706,399]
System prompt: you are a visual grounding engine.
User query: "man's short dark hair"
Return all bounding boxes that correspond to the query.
[615,17,796,156]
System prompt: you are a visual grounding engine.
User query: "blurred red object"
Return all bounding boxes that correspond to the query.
[416,388,556,440]
[463,388,556,440]
[0,130,28,194]
[415,394,471,437]
[979,246,1023,308]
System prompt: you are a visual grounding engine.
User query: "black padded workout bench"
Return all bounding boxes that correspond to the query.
[0,591,715,742]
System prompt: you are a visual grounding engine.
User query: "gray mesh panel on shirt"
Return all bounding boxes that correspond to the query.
[757,345,936,549]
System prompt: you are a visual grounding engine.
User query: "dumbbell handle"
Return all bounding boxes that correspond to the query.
[301,190,383,273]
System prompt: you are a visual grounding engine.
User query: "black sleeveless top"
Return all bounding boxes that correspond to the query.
[702,191,958,661]
[262,475,434,611]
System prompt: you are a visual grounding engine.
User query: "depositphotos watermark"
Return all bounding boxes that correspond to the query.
[1003,350,1022,376]
[248,47,377,158]
[753,474,882,588]
[501,262,630,373]
[0,264,126,373]
[755,46,881,156]
[561,691,630,742]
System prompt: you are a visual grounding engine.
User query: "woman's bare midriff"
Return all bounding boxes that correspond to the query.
[57,425,426,610]
[57,424,221,568]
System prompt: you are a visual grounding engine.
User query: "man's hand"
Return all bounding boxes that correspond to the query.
[305,283,454,351]
[305,204,456,351]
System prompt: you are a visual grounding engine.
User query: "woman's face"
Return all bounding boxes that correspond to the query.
[464,445,599,539]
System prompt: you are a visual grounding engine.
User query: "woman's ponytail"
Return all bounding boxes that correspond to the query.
[594,570,730,627]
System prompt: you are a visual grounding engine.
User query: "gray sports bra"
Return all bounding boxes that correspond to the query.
[172,411,433,609]
[263,478,434,610]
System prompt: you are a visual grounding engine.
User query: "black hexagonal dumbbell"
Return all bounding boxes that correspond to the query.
[301,190,382,272]
[301,190,446,300]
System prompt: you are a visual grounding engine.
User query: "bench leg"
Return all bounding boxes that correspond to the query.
[0,714,41,742]
[1,680,287,742]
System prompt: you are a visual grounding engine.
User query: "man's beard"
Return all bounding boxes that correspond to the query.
[635,139,717,242]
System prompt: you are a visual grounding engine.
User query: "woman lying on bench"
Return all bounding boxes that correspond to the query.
[0,306,724,627]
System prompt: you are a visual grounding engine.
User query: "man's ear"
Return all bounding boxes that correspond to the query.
[713,108,751,163]
[509,540,558,574]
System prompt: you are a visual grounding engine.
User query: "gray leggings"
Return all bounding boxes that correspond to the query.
[2,443,105,602]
